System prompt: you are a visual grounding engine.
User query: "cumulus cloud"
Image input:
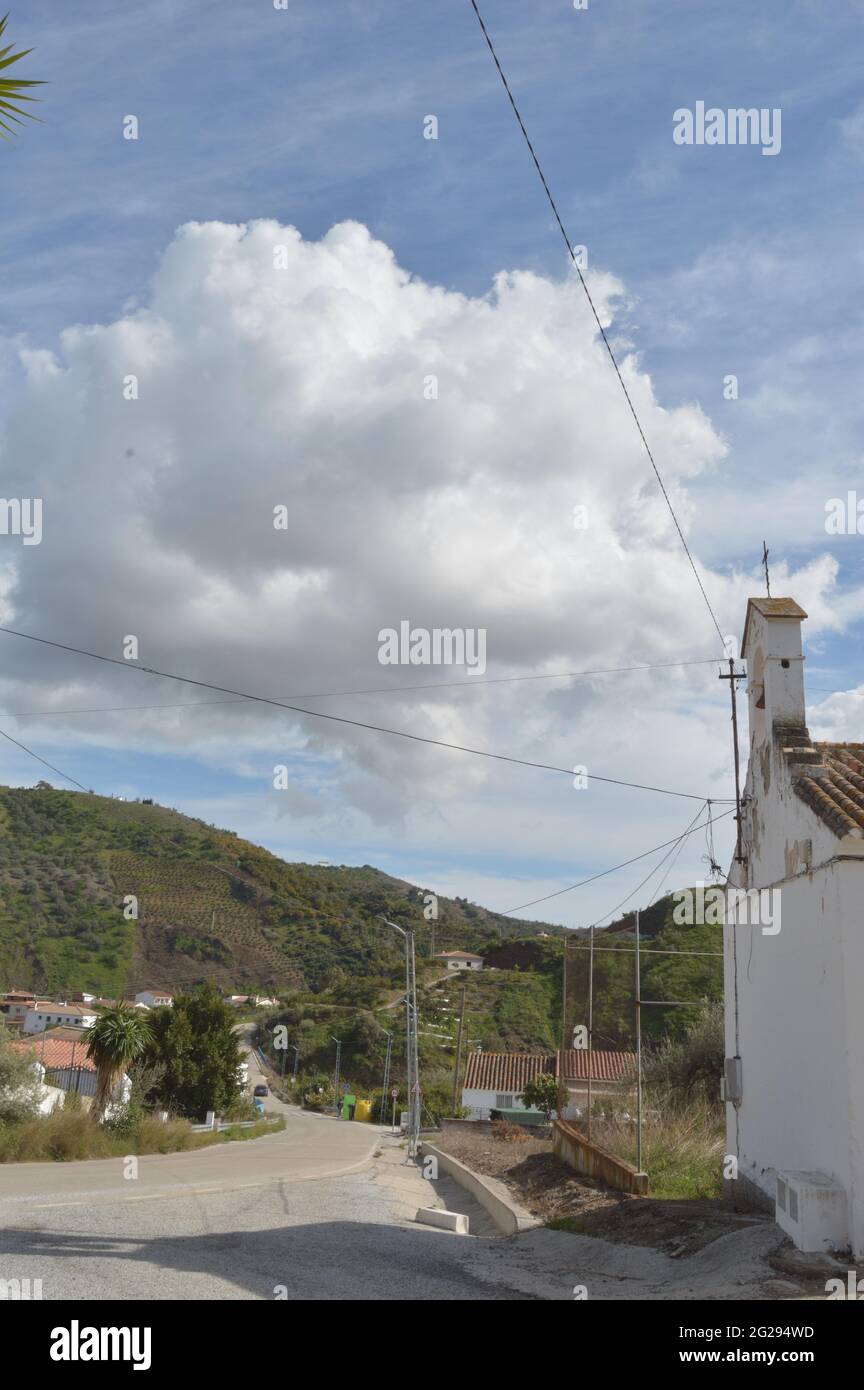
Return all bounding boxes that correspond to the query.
[0,219,852,920]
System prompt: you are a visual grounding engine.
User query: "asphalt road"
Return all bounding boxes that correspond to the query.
[0,1113,531,1300]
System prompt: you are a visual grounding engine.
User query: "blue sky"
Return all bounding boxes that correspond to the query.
[0,0,862,926]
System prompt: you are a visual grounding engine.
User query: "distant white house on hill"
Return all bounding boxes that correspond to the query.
[435,950,484,972]
[22,1002,97,1035]
[134,989,174,1009]
[725,596,864,1257]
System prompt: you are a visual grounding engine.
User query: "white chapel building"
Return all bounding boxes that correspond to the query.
[725,597,864,1256]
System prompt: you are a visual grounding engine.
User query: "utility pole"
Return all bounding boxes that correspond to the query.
[382,919,421,1159]
[451,984,467,1115]
[380,1029,393,1126]
[331,1036,342,1116]
[290,1045,299,1083]
[719,658,747,863]
[587,922,594,1141]
[635,910,643,1175]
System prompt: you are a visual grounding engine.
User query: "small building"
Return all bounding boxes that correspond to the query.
[462,1052,554,1119]
[22,1003,97,1035]
[9,1035,122,1104]
[134,989,173,1009]
[435,951,484,972]
[557,1049,637,1121]
[724,596,864,1257]
[461,1048,637,1121]
[0,990,36,1022]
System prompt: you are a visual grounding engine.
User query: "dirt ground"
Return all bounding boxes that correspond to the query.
[434,1127,770,1257]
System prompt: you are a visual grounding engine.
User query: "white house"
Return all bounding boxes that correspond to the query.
[134,989,173,1009]
[724,596,864,1257]
[558,1048,637,1122]
[462,1052,554,1119]
[10,1035,130,1112]
[435,951,484,972]
[22,1003,97,1035]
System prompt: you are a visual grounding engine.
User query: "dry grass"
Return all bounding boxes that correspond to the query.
[583,1091,725,1199]
[0,1107,284,1162]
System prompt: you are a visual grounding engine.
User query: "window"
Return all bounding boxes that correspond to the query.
[495,1094,514,1108]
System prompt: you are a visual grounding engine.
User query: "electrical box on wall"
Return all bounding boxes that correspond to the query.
[721,1056,743,1104]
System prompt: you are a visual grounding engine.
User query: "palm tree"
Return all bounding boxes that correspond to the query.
[0,13,45,139]
[84,1003,153,1121]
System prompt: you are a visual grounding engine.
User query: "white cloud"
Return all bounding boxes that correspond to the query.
[0,219,853,921]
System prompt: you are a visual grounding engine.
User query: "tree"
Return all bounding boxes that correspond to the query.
[0,14,45,139]
[83,1003,153,1122]
[0,1023,42,1123]
[521,1071,558,1122]
[141,984,244,1119]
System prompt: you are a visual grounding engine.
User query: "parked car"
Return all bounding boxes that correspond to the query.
[253,1083,268,1097]
[253,1098,265,1115]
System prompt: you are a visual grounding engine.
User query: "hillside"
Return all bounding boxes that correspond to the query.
[0,785,564,999]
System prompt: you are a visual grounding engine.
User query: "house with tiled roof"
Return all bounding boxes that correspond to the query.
[11,1034,129,1106]
[22,1002,98,1035]
[726,596,864,1257]
[461,1048,635,1120]
[134,989,174,1009]
[435,950,484,972]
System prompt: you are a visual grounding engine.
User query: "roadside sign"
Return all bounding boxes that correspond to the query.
[391,1087,398,1097]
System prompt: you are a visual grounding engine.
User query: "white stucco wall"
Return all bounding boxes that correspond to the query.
[726,601,864,1255]
[462,1088,525,1120]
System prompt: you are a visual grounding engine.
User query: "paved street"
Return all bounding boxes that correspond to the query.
[0,1114,532,1300]
[0,1038,788,1303]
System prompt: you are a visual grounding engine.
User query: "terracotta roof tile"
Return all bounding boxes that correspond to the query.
[559,1049,637,1082]
[780,728,864,838]
[463,1052,554,1092]
[462,1049,637,1091]
[10,1037,96,1072]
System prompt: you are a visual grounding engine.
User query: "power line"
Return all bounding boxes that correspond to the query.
[467,0,726,651]
[501,807,735,915]
[4,656,725,720]
[0,727,91,793]
[0,625,734,804]
[583,801,707,931]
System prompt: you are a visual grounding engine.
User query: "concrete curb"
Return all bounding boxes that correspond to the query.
[420,1140,541,1236]
[416,1206,469,1234]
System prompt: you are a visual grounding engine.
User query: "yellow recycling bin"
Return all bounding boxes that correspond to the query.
[354,1098,372,1123]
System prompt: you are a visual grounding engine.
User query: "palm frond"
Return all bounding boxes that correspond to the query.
[0,13,45,139]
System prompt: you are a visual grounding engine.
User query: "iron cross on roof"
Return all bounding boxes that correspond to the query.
[762,541,771,598]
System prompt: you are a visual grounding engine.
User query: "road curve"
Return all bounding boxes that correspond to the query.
[0,1107,379,1208]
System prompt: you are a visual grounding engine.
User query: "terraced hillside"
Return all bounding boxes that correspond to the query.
[0,786,564,999]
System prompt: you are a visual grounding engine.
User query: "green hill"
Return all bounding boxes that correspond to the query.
[0,785,564,1000]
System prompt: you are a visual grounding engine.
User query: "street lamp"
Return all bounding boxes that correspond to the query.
[381,918,421,1159]
[380,1029,393,1128]
[331,1036,342,1115]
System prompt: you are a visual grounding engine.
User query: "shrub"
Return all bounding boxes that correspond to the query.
[491,1120,530,1144]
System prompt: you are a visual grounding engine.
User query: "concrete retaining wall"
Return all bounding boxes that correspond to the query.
[553,1118,648,1195]
[420,1141,539,1235]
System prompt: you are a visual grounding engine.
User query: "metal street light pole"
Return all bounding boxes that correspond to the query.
[382,918,420,1159]
[380,1029,393,1127]
[291,1045,300,1083]
[331,1035,342,1116]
